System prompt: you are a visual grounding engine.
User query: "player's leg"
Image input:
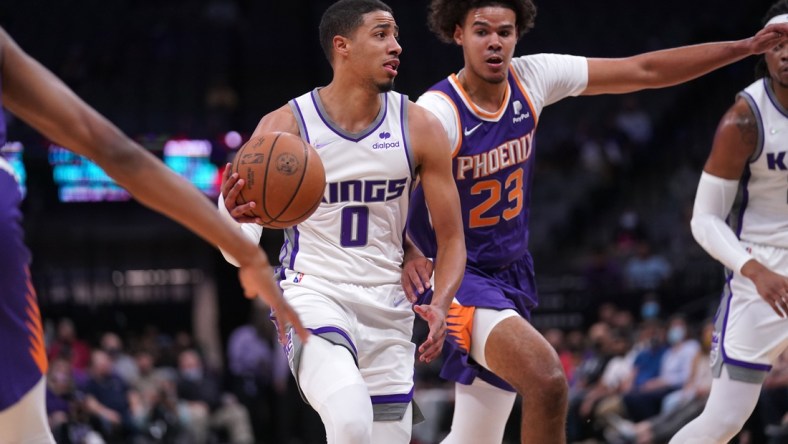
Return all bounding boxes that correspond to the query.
[441,379,517,444]
[298,335,373,444]
[483,313,568,444]
[371,402,412,444]
[359,283,418,444]
[441,307,518,444]
[672,248,788,443]
[668,366,762,444]
[279,274,374,444]
[0,376,56,444]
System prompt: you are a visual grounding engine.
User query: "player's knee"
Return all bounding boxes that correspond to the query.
[536,367,568,404]
[714,412,749,439]
[331,410,373,443]
[510,350,566,400]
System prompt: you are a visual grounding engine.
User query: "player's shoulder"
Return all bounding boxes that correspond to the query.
[716,96,759,153]
[408,100,443,130]
[721,96,757,131]
[406,101,450,149]
[255,103,299,137]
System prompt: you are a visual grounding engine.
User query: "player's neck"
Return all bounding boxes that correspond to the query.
[457,69,508,113]
[319,81,384,133]
[769,77,788,109]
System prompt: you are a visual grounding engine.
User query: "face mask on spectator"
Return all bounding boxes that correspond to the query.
[641,301,660,319]
[181,368,203,381]
[667,326,686,345]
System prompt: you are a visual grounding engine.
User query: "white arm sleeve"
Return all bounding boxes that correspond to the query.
[690,172,753,274]
[217,193,264,267]
[416,92,461,151]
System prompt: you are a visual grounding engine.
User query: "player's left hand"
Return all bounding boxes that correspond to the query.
[748,23,788,55]
[402,256,433,303]
[742,259,788,318]
[414,304,447,363]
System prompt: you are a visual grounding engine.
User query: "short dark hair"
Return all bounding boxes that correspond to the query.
[755,0,788,79]
[319,0,393,63]
[427,0,536,44]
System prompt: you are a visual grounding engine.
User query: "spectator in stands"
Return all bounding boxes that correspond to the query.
[624,240,672,292]
[621,315,699,421]
[48,318,92,377]
[176,349,253,444]
[99,332,138,385]
[83,349,137,442]
[604,320,714,443]
[227,301,290,443]
[46,357,103,443]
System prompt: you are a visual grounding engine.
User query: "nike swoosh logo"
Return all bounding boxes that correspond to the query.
[464,122,483,136]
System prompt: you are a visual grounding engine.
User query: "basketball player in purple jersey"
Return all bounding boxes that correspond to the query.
[672,3,788,442]
[0,26,307,443]
[403,1,788,443]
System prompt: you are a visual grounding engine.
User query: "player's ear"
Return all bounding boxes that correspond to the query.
[333,35,351,59]
[453,24,464,46]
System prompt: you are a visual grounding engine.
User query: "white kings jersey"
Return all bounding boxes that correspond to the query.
[735,78,788,248]
[283,89,415,285]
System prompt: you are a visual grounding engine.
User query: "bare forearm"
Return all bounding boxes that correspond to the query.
[586,40,752,95]
[94,139,262,266]
[430,235,465,312]
[635,40,750,88]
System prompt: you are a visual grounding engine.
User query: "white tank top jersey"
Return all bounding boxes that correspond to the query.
[415,54,588,149]
[736,78,788,248]
[284,89,416,285]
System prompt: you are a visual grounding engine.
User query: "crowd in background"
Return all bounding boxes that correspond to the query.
[4,0,785,443]
[42,301,788,444]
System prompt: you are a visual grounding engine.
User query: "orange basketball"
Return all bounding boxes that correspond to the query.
[231,132,325,229]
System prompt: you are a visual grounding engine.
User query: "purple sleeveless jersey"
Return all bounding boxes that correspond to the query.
[0,89,48,410]
[408,71,541,390]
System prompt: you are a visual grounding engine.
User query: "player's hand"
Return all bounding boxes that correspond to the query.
[742,259,788,317]
[414,304,447,363]
[237,253,310,344]
[221,163,263,225]
[748,23,788,55]
[402,255,433,303]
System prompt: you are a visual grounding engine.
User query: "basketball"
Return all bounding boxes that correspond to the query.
[231,132,325,229]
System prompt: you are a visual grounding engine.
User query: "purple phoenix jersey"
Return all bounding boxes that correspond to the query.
[0,87,48,411]
[409,71,539,313]
[408,71,539,390]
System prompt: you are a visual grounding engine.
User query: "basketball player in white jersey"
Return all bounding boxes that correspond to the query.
[218,1,466,443]
[400,1,788,443]
[672,4,788,443]
[0,26,307,443]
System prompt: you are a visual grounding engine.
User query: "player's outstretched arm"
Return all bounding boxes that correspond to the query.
[0,27,309,342]
[409,102,466,363]
[583,22,788,95]
[690,98,788,317]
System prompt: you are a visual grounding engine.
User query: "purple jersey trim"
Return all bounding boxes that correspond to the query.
[309,89,388,142]
[734,167,751,240]
[309,326,358,356]
[288,226,301,269]
[764,77,788,119]
[290,99,311,143]
[400,94,415,179]
[719,273,773,372]
[371,387,414,405]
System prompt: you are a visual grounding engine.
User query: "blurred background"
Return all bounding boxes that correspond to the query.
[1,0,786,443]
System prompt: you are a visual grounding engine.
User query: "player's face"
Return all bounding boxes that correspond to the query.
[765,41,788,89]
[349,11,401,93]
[455,6,518,85]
